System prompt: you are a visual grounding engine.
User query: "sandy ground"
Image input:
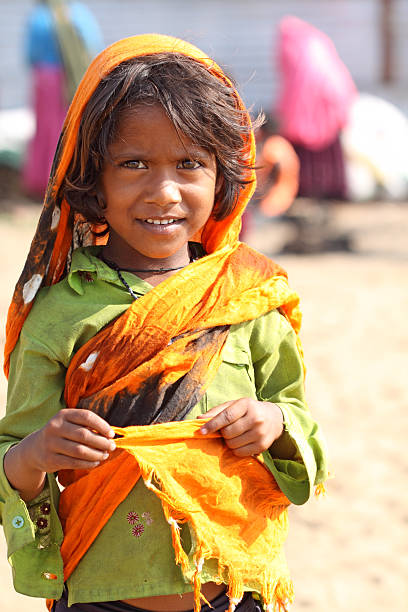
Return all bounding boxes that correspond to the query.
[0,200,407,611]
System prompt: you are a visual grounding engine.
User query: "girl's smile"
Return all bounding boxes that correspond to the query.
[100,103,219,272]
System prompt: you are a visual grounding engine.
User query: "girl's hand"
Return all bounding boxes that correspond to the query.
[4,409,116,501]
[198,399,284,457]
[29,408,117,473]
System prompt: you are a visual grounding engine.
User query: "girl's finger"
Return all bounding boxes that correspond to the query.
[199,400,246,434]
[59,421,116,452]
[223,429,259,450]
[215,413,255,440]
[52,453,103,471]
[51,437,111,464]
[198,400,235,420]
[61,408,115,438]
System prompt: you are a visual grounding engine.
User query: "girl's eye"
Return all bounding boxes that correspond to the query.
[122,160,147,169]
[178,159,202,170]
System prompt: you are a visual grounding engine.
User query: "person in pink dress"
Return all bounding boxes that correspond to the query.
[22,0,102,199]
[275,16,357,200]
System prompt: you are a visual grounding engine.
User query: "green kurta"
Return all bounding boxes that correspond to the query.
[0,247,328,603]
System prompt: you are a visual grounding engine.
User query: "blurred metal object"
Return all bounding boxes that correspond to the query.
[381,0,395,83]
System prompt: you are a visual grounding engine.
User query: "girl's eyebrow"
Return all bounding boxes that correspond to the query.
[173,144,213,160]
[186,148,212,159]
[109,150,144,160]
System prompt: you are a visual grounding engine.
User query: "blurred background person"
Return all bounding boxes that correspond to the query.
[240,115,299,242]
[22,0,102,199]
[275,15,357,201]
[255,114,300,218]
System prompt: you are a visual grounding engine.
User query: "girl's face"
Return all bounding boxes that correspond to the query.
[99,103,218,269]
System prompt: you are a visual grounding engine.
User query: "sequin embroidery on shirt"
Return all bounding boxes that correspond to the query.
[127,511,140,524]
[28,490,52,549]
[132,523,145,537]
[36,517,48,530]
[126,509,154,538]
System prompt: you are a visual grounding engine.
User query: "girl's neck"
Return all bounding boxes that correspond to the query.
[100,244,196,288]
[101,246,191,274]
[101,257,189,274]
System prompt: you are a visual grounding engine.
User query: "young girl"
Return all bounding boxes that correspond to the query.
[0,35,327,612]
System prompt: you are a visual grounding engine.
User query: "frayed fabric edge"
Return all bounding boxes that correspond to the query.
[142,469,294,612]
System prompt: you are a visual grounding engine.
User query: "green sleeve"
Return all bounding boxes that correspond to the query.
[250,311,329,505]
[0,329,66,596]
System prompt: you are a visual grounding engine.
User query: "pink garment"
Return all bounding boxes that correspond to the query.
[275,16,357,151]
[22,66,68,198]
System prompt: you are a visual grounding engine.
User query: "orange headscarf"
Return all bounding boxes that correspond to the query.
[5,35,303,611]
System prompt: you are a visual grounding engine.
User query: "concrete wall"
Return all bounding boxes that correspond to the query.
[1,0,407,112]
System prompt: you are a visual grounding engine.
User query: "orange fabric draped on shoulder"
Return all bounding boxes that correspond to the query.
[5,34,303,612]
[64,244,301,416]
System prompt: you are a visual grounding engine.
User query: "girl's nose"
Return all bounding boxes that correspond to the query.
[145,176,182,206]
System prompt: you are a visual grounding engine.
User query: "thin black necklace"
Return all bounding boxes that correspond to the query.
[101,255,191,301]
[114,267,140,301]
[101,256,189,274]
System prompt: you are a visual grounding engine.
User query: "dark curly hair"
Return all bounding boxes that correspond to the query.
[60,53,263,224]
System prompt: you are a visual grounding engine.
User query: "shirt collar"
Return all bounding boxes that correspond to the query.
[68,246,153,295]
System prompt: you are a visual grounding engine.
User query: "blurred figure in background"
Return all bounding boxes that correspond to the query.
[239,115,299,242]
[22,0,103,198]
[275,16,356,200]
[255,114,300,218]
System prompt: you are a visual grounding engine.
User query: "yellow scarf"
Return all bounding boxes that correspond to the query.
[59,421,293,611]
